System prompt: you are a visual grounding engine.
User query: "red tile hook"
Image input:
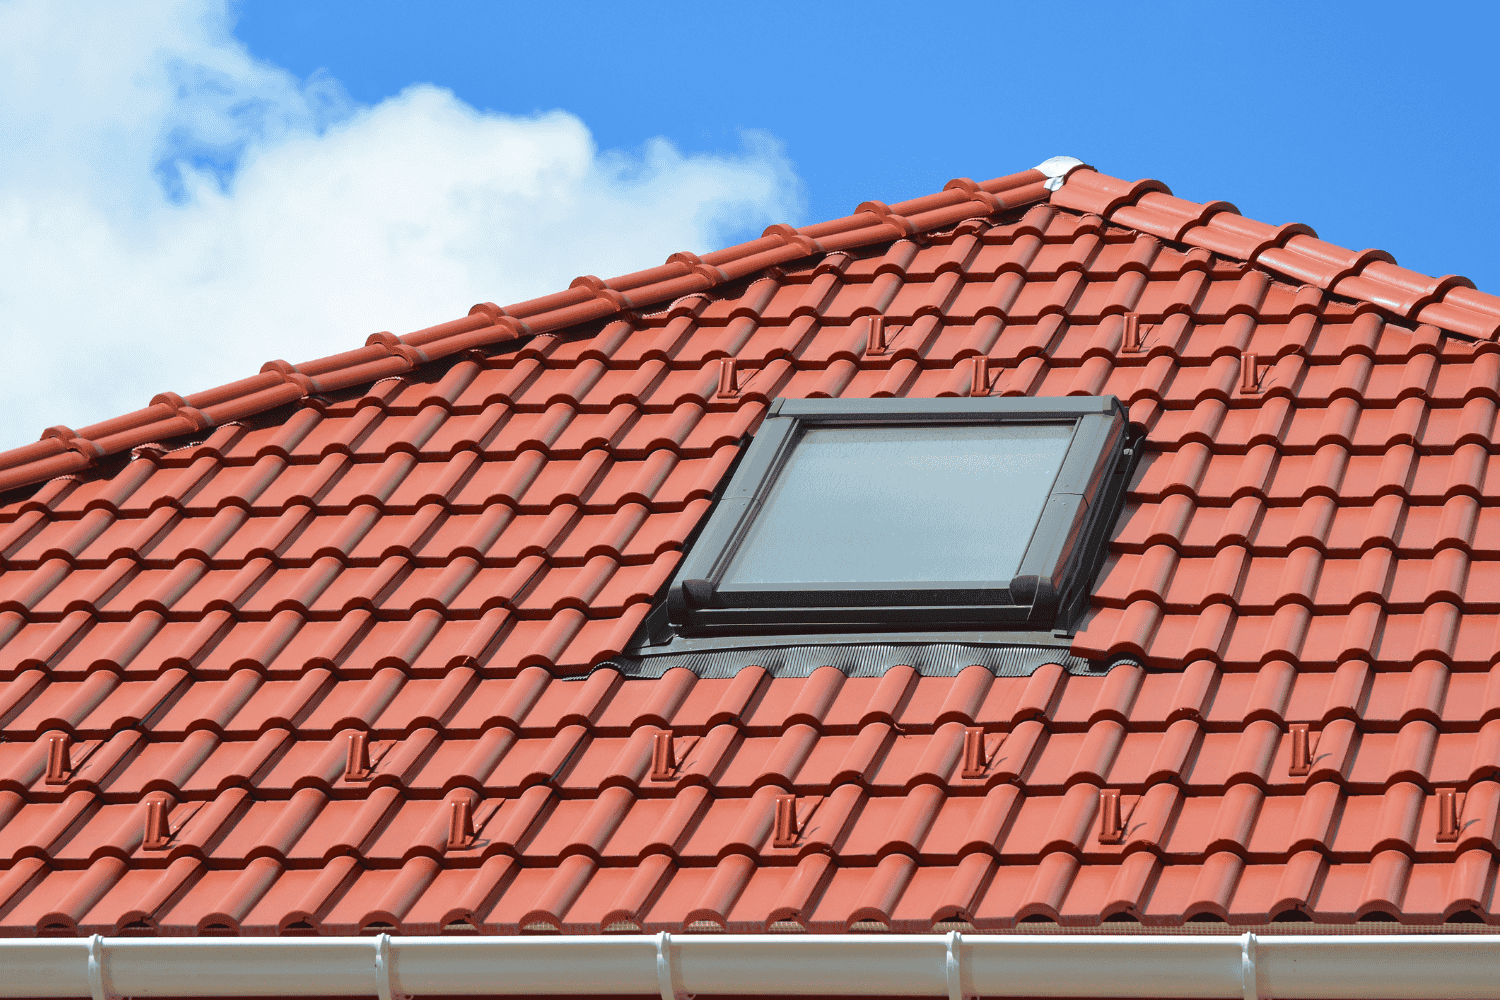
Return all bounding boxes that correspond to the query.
[44,735,71,785]
[715,358,739,399]
[1122,313,1144,354]
[447,800,475,851]
[142,799,172,851]
[772,794,799,848]
[1241,351,1261,393]
[1098,788,1125,845]
[865,316,888,356]
[969,357,992,397]
[1436,787,1461,843]
[1288,724,1312,777]
[650,732,677,781]
[345,731,373,782]
[960,727,988,779]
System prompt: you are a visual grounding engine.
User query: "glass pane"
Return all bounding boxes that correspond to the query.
[722,422,1074,586]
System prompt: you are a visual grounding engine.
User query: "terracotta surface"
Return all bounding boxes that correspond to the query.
[2,162,1500,935]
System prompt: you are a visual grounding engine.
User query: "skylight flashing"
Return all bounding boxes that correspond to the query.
[603,636,1118,681]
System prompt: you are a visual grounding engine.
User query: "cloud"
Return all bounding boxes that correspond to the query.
[0,0,802,450]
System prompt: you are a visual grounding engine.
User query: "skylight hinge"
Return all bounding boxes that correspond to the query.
[680,579,714,607]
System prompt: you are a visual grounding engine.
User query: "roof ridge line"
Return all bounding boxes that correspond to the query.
[0,168,1054,496]
[1052,167,1500,341]
[16,155,1495,499]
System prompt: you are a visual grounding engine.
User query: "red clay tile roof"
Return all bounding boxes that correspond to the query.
[3,159,1500,936]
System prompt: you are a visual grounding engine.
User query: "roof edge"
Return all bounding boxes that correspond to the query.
[9,157,1500,497]
[0,168,1053,496]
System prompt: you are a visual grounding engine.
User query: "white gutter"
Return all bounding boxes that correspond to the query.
[3,932,1499,1000]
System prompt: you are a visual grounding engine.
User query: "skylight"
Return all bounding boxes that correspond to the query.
[664,396,1135,638]
[722,423,1073,586]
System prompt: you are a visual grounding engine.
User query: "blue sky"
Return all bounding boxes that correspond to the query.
[237,0,1500,284]
[0,0,1495,449]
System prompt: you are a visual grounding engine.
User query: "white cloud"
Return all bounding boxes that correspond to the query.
[0,0,802,450]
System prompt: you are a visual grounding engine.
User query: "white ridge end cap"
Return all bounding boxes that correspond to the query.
[1034,156,1089,191]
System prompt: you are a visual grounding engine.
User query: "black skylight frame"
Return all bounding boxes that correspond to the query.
[665,395,1134,637]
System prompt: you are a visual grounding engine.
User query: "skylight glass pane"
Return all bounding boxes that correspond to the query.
[722,422,1074,586]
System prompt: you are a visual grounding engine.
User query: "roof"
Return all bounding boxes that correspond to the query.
[2,158,1500,937]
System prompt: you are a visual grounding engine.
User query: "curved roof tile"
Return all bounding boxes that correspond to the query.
[3,160,1500,935]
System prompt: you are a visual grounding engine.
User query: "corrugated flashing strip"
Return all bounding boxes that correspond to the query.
[601,642,1121,680]
[11,931,1500,1000]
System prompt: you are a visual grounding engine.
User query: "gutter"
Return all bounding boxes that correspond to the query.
[4,932,1500,1000]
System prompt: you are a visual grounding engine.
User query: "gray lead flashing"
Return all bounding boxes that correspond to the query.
[601,642,1128,680]
[1034,156,1089,192]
